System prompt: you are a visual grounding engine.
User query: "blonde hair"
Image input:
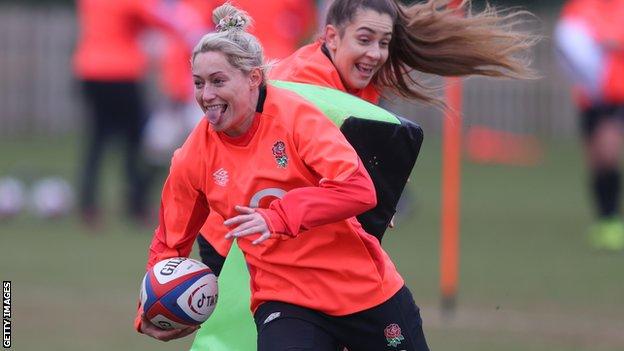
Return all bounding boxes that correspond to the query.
[192,3,267,79]
[326,0,539,104]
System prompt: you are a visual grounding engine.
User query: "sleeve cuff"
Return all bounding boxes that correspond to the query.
[256,209,292,237]
[134,303,144,333]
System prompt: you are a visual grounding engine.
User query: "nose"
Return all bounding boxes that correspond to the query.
[365,46,382,61]
[201,85,217,101]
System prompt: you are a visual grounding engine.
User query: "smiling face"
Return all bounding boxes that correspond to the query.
[192,51,261,136]
[325,8,393,92]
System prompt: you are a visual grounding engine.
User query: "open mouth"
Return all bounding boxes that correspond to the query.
[205,104,228,125]
[355,63,375,76]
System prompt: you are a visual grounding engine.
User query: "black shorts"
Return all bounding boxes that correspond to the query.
[253,286,430,351]
[580,103,624,138]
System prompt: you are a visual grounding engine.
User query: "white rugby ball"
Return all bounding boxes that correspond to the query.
[140,257,218,330]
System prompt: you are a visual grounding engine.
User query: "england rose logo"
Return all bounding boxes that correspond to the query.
[384,323,405,347]
[272,141,288,168]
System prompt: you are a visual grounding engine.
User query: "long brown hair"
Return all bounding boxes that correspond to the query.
[326,0,538,104]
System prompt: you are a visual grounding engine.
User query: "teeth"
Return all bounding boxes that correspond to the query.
[205,104,227,112]
[356,64,374,73]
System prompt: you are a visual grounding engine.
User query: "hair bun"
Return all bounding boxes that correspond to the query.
[213,3,251,32]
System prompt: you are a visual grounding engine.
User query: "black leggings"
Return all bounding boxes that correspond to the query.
[254,286,430,351]
[580,103,624,139]
[79,80,148,217]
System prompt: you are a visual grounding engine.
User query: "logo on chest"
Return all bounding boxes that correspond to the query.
[272,141,288,168]
[212,168,229,187]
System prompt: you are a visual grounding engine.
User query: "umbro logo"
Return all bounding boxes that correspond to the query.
[213,168,229,186]
[263,312,281,324]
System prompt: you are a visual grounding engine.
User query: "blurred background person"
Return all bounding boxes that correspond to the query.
[157,0,215,114]
[555,0,624,251]
[239,0,317,60]
[73,0,202,228]
[143,0,215,172]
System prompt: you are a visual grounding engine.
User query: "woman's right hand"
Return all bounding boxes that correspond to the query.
[140,315,199,341]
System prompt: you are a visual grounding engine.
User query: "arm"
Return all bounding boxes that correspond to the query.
[135,149,210,336]
[258,103,377,237]
[197,212,233,275]
[146,152,210,269]
[197,234,227,276]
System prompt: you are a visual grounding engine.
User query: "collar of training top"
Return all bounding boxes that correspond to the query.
[255,84,267,113]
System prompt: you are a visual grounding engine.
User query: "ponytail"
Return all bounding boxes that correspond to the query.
[382,0,537,103]
[326,0,539,105]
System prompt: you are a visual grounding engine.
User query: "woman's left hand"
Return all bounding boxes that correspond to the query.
[224,205,271,245]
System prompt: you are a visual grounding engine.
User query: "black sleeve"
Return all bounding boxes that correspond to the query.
[341,116,423,241]
[196,235,226,276]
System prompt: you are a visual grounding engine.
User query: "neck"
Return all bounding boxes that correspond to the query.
[224,88,260,137]
[321,42,357,93]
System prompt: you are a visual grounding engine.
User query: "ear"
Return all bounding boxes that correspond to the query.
[324,25,340,52]
[248,67,263,89]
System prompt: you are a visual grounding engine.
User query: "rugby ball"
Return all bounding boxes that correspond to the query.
[140,257,218,330]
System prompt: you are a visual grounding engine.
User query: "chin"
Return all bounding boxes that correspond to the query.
[349,81,370,91]
[209,122,225,131]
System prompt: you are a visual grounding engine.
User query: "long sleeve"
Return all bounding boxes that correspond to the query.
[145,146,210,268]
[136,146,210,332]
[257,103,377,236]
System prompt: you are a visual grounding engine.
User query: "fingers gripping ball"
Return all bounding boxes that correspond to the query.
[140,257,218,330]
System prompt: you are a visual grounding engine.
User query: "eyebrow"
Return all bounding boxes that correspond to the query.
[356,26,392,36]
[193,71,224,78]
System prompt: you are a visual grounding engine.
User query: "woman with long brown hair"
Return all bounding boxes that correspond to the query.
[271,0,536,105]
[196,0,538,261]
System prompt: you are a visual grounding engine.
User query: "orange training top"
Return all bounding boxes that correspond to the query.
[73,0,175,80]
[143,84,403,319]
[269,41,381,104]
[159,0,215,102]
[240,0,317,60]
[561,0,624,104]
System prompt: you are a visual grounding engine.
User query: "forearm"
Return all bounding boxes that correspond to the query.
[258,161,376,236]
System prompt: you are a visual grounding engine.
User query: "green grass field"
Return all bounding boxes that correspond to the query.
[1,135,623,351]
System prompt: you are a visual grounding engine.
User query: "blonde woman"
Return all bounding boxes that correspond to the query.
[137,4,430,350]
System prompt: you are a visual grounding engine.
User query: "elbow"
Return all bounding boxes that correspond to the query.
[354,162,377,210]
[360,180,377,211]
[365,188,377,210]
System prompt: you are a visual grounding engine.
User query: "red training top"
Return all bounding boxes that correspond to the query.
[137,84,404,330]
